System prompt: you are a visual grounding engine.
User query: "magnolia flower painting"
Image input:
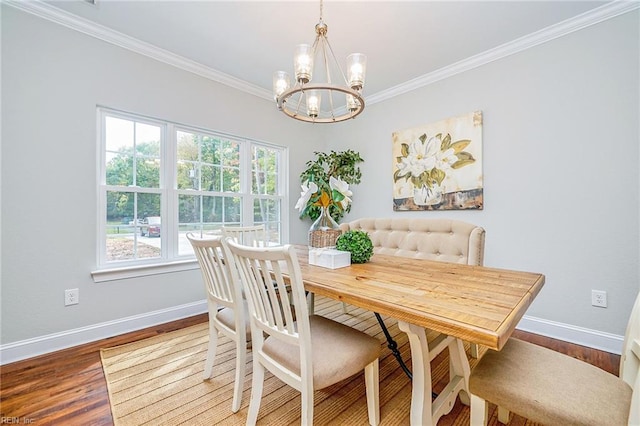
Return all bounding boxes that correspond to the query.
[392,111,483,211]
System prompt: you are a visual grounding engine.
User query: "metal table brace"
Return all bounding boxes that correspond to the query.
[374,312,438,399]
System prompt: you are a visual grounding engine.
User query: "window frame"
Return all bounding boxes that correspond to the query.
[93,107,288,282]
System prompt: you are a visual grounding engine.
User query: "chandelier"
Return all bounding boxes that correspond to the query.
[272,0,367,123]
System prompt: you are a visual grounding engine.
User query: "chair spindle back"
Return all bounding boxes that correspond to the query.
[222,224,268,248]
[187,233,240,309]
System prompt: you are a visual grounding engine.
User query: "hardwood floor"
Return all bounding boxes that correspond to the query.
[0,310,620,425]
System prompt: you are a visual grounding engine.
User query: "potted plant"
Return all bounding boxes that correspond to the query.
[297,150,364,223]
[335,230,374,263]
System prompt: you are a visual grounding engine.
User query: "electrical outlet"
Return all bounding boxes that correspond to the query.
[591,290,607,308]
[65,288,79,306]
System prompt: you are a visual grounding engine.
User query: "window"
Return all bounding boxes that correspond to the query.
[97,108,287,271]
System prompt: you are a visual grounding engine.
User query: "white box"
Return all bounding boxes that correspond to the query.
[308,248,351,269]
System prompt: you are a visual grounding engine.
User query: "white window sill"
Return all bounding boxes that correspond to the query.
[91,259,199,283]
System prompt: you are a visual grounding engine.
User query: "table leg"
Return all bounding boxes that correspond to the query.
[398,321,472,426]
[398,320,433,426]
[448,337,471,405]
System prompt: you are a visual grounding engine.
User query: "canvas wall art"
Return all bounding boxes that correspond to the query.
[392,111,483,211]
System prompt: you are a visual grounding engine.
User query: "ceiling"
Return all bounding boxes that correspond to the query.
[34,1,615,100]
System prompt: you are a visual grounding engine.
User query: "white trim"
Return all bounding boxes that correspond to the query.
[0,300,207,365]
[517,314,625,355]
[4,0,638,106]
[3,0,272,102]
[0,306,624,365]
[91,259,199,282]
[366,1,640,105]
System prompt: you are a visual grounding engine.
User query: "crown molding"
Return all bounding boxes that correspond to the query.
[366,0,640,105]
[5,0,638,106]
[3,0,274,102]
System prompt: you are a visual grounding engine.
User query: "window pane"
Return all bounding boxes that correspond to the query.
[221,139,239,166]
[252,146,279,195]
[178,194,225,256]
[139,193,161,220]
[105,117,133,152]
[268,198,280,221]
[252,170,265,194]
[201,135,219,165]
[222,166,240,192]
[266,222,281,245]
[106,235,162,261]
[265,150,279,194]
[177,160,198,190]
[136,157,160,188]
[177,131,197,161]
[254,198,280,222]
[106,153,133,186]
[179,194,201,224]
[136,123,160,157]
[105,191,161,261]
[107,190,133,222]
[220,139,240,192]
[223,196,241,223]
[201,165,220,192]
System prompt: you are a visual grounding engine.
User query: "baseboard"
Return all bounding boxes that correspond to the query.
[517,314,624,355]
[0,300,207,365]
[1,304,624,365]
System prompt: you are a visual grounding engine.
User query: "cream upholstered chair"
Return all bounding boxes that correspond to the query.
[332,217,486,357]
[226,240,382,426]
[222,224,268,247]
[469,291,640,426]
[186,233,251,413]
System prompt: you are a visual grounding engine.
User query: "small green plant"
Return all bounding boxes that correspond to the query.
[336,230,374,264]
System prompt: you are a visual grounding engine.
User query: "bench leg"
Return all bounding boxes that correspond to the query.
[470,394,489,426]
[498,406,510,424]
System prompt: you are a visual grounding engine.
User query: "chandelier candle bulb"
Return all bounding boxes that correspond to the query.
[346,94,359,112]
[273,71,290,100]
[306,91,320,118]
[294,44,313,83]
[347,53,366,90]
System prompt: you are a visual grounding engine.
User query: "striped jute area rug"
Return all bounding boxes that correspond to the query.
[101,296,497,426]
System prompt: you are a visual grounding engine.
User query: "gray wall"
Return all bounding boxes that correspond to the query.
[0,6,321,345]
[326,11,640,337]
[1,5,639,355]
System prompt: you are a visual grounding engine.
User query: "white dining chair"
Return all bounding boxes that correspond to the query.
[469,291,640,425]
[186,233,251,413]
[226,240,382,426]
[222,224,268,247]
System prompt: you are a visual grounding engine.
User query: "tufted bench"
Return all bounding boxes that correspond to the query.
[339,217,485,266]
[338,217,486,358]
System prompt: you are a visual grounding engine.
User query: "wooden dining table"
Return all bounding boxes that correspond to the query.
[292,245,545,426]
